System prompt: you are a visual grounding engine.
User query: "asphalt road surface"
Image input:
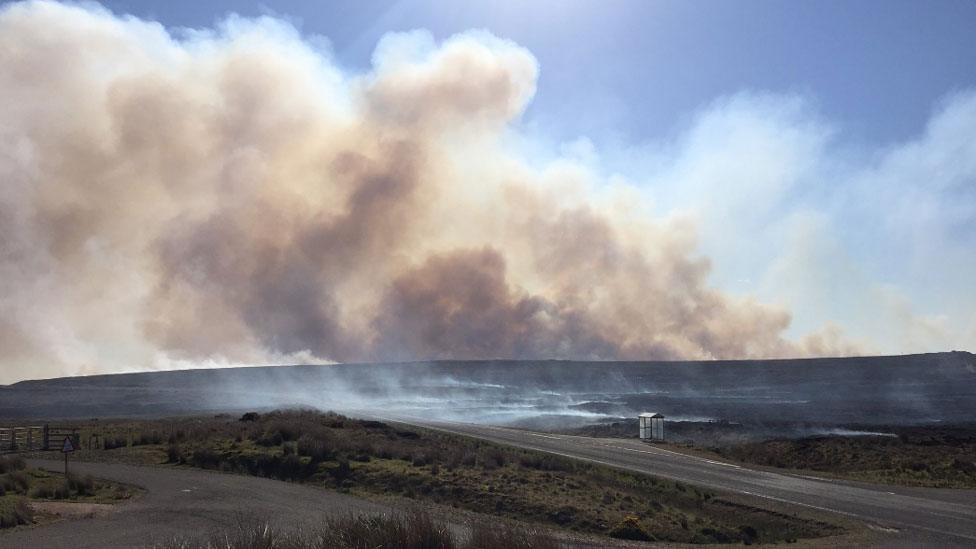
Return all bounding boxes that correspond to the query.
[379,415,976,548]
[3,459,390,549]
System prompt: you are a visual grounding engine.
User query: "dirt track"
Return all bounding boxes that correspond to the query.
[2,459,390,548]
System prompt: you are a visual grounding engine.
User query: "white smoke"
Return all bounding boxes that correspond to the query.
[2,1,973,384]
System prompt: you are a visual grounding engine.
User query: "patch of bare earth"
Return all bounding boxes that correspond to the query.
[29,501,118,524]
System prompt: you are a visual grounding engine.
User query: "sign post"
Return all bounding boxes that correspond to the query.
[61,435,75,478]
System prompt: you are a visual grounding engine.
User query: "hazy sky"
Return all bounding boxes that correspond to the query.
[1,1,974,382]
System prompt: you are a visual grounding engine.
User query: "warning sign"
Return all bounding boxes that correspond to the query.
[61,436,75,453]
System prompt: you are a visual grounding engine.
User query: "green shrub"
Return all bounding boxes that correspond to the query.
[133,431,163,446]
[697,527,734,543]
[166,443,183,464]
[0,456,26,475]
[4,471,29,494]
[29,483,68,500]
[190,448,221,469]
[103,436,128,450]
[0,496,32,528]
[740,524,759,544]
[67,473,95,496]
[297,434,334,463]
[255,431,283,447]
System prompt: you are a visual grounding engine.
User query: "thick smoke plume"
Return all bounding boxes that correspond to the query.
[0,1,858,383]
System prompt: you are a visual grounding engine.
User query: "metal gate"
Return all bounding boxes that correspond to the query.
[0,425,79,454]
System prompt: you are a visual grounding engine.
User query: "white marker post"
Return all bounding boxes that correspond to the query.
[61,435,75,478]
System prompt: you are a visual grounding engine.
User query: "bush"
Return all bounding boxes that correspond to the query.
[609,515,654,541]
[191,448,221,469]
[133,431,163,446]
[29,483,68,500]
[297,434,334,463]
[166,444,184,464]
[0,496,33,529]
[698,527,734,543]
[329,459,351,482]
[4,471,30,494]
[740,524,759,544]
[67,474,95,497]
[255,431,283,447]
[103,436,128,450]
[0,456,26,475]
[277,454,312,481]
[951,458,976,473]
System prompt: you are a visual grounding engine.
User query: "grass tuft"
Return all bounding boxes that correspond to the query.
[152,510,558,549]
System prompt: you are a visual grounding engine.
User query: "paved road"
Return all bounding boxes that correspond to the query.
[2,460,390,548]
[382,416,976,548]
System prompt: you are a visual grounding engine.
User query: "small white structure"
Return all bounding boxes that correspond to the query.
[638,412,665,441]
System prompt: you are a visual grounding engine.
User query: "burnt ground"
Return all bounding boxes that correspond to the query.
[2,352,974,428]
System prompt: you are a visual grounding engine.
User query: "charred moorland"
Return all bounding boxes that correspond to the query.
[2,352,973,428]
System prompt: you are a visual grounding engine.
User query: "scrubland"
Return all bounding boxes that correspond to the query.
[41,410,840,544]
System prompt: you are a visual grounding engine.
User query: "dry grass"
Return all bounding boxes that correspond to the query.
[151,510,558,549]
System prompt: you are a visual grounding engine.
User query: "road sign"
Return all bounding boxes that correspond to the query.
[61,436,75,453]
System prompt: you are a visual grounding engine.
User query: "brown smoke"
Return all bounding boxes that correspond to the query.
[0,2,858,383]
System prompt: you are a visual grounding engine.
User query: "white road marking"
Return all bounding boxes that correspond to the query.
[526,432,563,439]
[604,443,743,469]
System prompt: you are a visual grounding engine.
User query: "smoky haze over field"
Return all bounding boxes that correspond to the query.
[3,353,975,432]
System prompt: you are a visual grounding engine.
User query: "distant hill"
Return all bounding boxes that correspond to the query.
[2,351,974,425]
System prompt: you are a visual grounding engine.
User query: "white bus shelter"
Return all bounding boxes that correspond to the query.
[638,412,665,441]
